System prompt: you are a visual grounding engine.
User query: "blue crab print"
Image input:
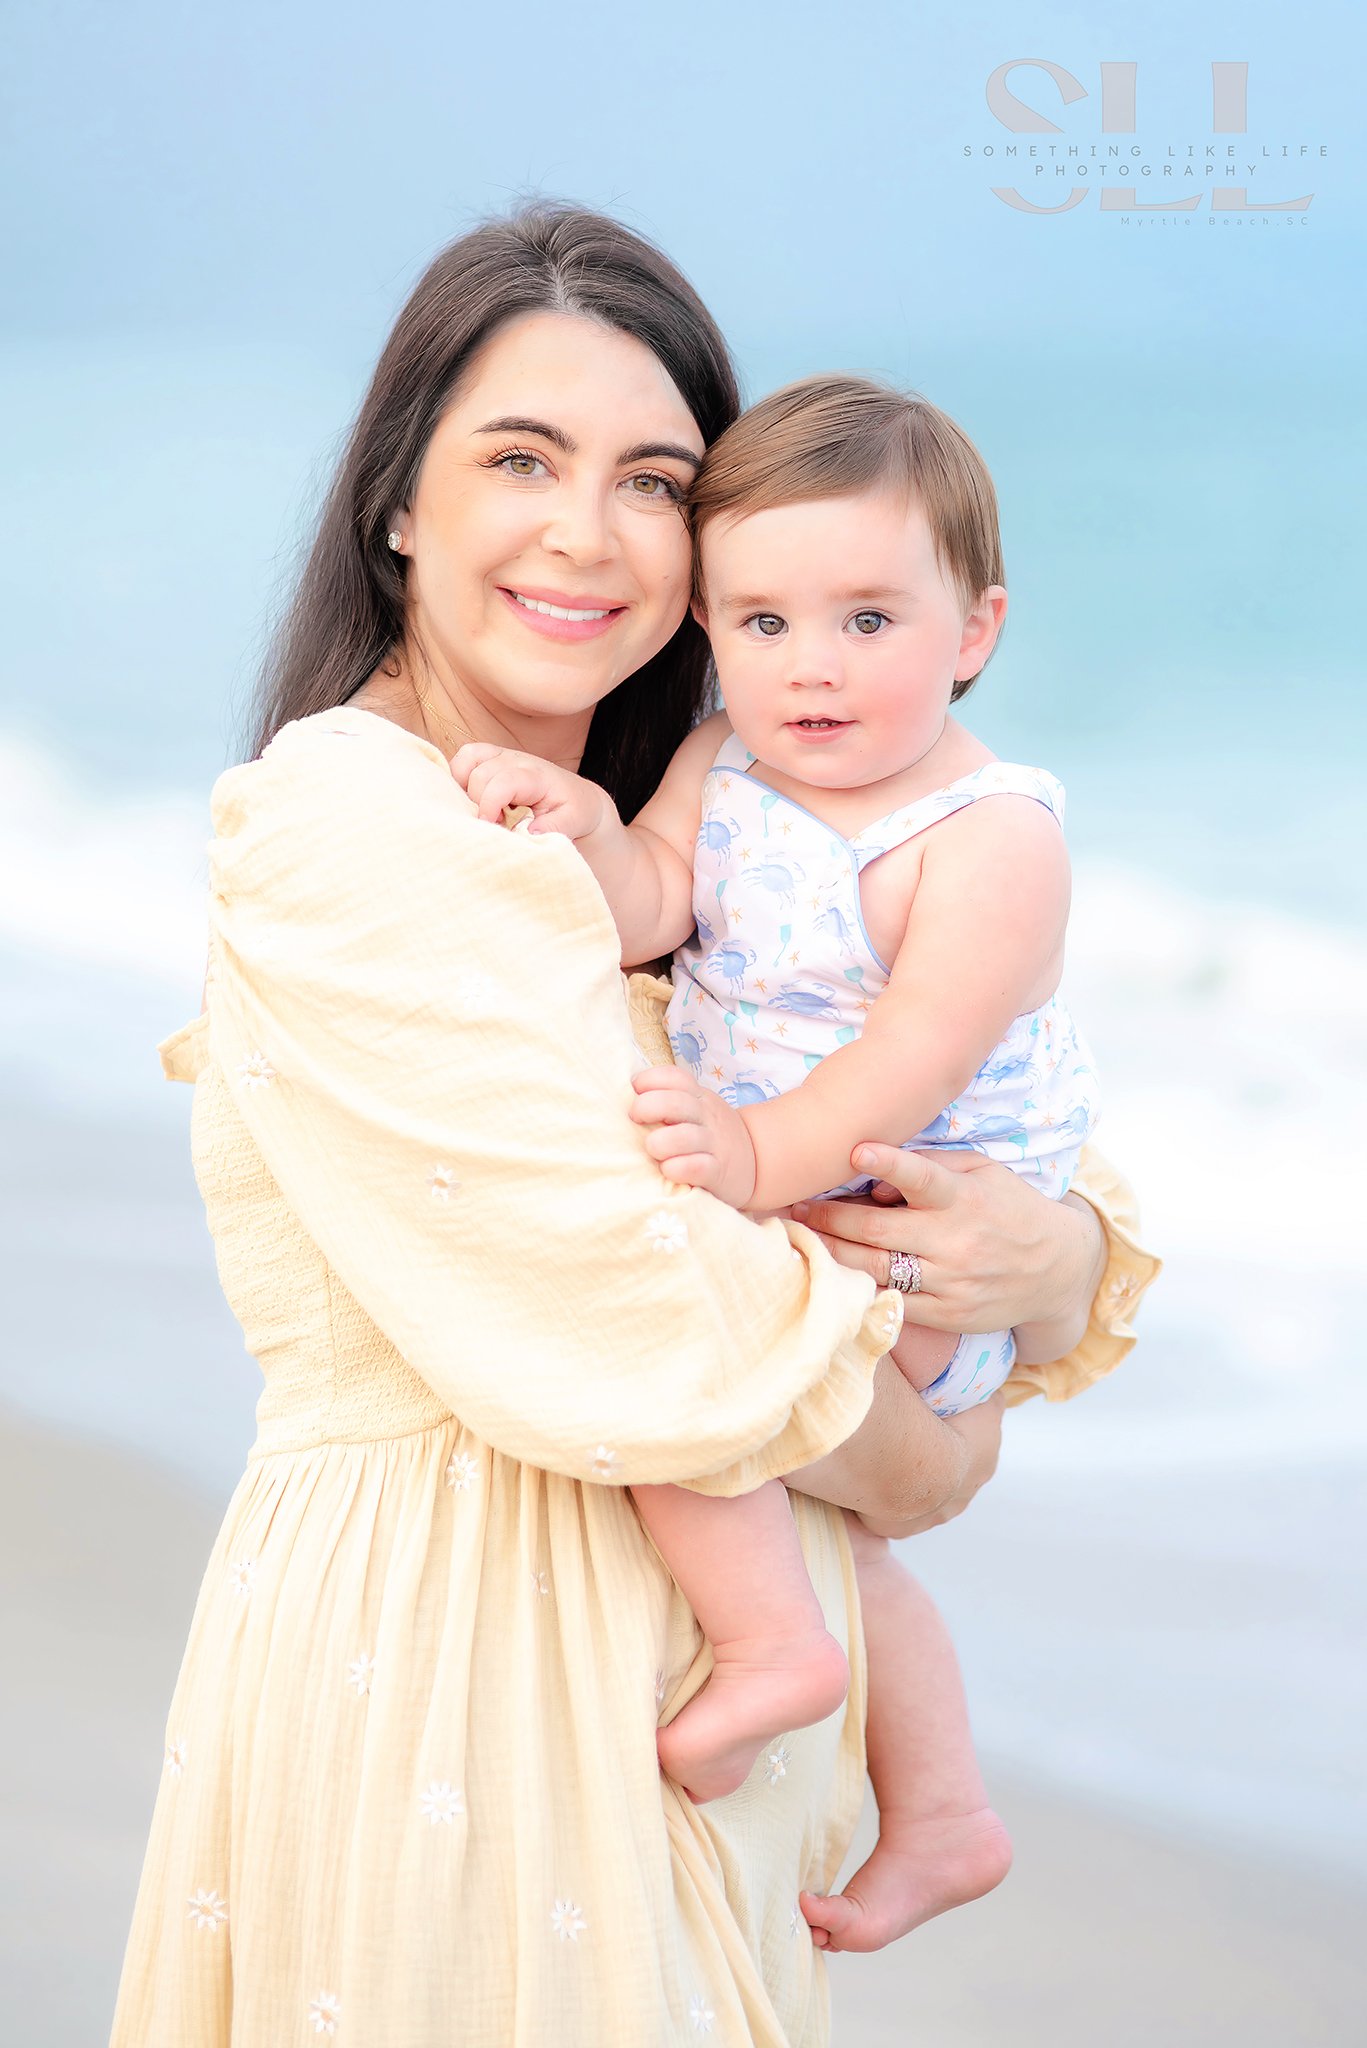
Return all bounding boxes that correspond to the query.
[813,901,860,955]
[704,941,757,993]
[741,859,803,907]
[668,1024,708,1074]
[770,982,842,1021]
[961,1115,1031,1156]
[697,813,742,860]
[977,1047,1038,1090]
[1043,1103,1095,1149]
[719,1070,782,1109]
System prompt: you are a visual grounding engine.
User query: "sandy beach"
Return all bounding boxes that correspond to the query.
[5,1401,1363,2048]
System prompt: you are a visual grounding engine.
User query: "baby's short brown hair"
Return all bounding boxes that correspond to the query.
[689,375,1004,702]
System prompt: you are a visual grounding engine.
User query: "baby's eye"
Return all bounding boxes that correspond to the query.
[850,611,889,636]
[746,614,786,638]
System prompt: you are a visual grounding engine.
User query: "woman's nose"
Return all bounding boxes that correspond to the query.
[540,481,615,565]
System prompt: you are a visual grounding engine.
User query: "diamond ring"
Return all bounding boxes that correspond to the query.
[888,1250,923,1295]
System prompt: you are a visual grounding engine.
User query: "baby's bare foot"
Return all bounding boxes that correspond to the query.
[657,1628,848,1805]
[800,1806,1012,1952]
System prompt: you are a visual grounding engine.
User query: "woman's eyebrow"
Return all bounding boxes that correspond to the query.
[474,415,574,452]
[618,440,703,470]
[473,416,701,469]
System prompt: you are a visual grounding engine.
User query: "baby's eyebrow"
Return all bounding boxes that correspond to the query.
[714,584,911,613]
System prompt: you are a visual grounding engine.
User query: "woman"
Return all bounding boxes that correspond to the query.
[111,203,1155,2047]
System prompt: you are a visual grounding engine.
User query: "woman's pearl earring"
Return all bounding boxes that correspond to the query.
[387,531,404,552]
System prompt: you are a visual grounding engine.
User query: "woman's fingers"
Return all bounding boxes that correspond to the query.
[855,1145,967,1208]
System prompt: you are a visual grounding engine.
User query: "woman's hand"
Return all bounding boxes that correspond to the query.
[790,1143,1104,1339]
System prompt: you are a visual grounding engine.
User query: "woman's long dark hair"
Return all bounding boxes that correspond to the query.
[249,203,740,822]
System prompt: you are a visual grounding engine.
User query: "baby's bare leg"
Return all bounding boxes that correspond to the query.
[801,1518,1012,1952]
[634,1480,849,1805]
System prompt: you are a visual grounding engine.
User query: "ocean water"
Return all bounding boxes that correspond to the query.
[3,339,1364,1879]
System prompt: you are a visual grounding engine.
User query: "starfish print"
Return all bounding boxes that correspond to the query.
[788,951,800,965]
[744,1037,758,1053]
[775,1021,788,1037]
[780,820,793,835]
[754,977,767,993]
[711,1063,725,1080]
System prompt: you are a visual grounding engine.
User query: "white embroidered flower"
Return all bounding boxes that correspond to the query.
[764,1745,791,1787]
[346,1652,377,1697]
[880,1301,903,1343]
[445,1450,480,1493]
[227,1558,256,1597]
[551,1898,587,1942]
[589,1444,620,1481]
[645,1208,688,1254]
[461,969,498,1009]
[1107,1274,1139,1311]
[789,1903,802,1940]
[238,1051,275,1090]
[187,1887,229,1932]
[164,1736,187,1779]
[308,1991,341,2035]
[428,1164,460,1202]
[419,1780,465,1826]
[530,1568,551,1598]
[654,1668,667,1708]
[689,1992,717,2033]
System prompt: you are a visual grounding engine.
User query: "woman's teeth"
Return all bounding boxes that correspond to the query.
[511,591,612,622]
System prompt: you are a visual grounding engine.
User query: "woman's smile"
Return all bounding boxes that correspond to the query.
[497,581,630,642]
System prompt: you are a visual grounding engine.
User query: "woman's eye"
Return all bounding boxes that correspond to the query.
[747,614,786,638]
[626,471,683,502]
[850,611,889,636]
[494,449,548,479]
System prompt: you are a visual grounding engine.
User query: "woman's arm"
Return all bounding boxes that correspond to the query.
[783,1359,1004,1536]
[205,711,905,1493]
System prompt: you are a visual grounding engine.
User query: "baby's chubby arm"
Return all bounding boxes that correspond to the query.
[450,711,727,969]
[634,794,1072,1212]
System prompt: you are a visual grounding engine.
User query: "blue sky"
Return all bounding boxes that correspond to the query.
[6,0,1361,364]
[2,0,1363,914]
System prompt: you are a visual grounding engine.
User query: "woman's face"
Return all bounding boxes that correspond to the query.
[398,311,705,726]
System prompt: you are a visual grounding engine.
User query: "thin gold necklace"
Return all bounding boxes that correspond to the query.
[410,667,469,758]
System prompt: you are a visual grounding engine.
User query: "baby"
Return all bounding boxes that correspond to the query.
[451,375,1100,1951]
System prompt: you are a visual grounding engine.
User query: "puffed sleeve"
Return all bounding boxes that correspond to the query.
[1003,1142,1162,1407]
[202,710,902,1492]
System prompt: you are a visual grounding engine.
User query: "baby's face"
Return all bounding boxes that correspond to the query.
[695,488,1001,791]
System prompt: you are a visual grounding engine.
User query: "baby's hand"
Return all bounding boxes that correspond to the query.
[629,1066,759,1210]
[450,742,607,843]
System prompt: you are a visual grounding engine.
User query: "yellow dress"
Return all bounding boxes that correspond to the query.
[110,708,1158,2047]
